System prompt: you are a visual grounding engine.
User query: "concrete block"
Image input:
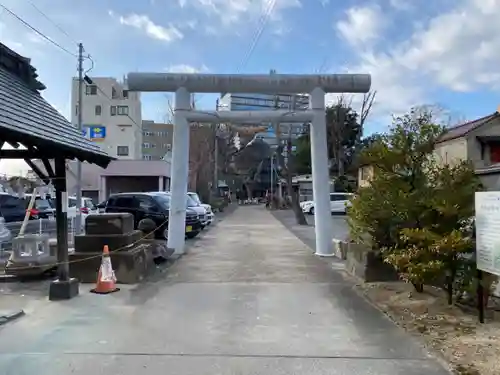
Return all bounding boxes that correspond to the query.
[85,213,134,235]
[5,234,57,277]
[345,242,399,282]
[12,234,50,259]
[331,239,347,260]
[69,243,155,284]
[74,230,142,253]
[48,278,80,300]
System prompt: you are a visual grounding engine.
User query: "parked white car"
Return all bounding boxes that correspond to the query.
[188,192,214,225]
[300,192,354,215]
[66,196,98,228]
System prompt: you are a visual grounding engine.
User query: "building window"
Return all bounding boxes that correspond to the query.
[143,142,151,148]
[117,146,129,156]
[117,106,129,115]
[111,87,118,99]
[110,106,117,116]
[95,105,101,116]
[123,90,129,98]
[151,143,157,148]
[143,155,152,161]
[85,85,97,95]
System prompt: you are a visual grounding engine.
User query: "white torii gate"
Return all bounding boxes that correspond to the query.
[127,73,371,256]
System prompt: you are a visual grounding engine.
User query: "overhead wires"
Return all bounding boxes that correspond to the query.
[0,2,77,57]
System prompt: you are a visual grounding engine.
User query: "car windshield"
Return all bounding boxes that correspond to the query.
[153,194,171,209]
[186,195,199,207]
[189,193,202,205]
[153,193,197,208]
[84,200,96,210]
[34,199,52,210]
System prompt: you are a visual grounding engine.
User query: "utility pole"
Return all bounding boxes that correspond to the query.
[75,42,84,234]
[213,99,219,196]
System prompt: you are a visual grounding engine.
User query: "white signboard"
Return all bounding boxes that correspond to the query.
[475,192,500,276]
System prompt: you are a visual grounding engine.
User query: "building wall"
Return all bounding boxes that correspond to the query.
[433,138,468,166]
[142,121,174,160]
[31,160,171,200]
[105,176,163,196]
[477,173,500,190]
[70,77,142,159]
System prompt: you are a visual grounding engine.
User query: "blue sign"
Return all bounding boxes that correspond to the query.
[82,125,106,141]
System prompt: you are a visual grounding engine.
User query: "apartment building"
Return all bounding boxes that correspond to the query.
[219,92,309,146]
[218,70,309,148]
[70,77,142,159]
[141,121,174,160]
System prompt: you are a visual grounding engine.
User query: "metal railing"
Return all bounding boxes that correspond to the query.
[0,218,77,261]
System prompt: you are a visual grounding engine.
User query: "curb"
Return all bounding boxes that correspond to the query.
[0,309,25,326]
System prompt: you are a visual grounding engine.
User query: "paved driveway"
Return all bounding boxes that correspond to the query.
[272,209,349,251]
[0,207,449,375]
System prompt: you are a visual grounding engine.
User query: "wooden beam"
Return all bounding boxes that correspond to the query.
[0,149,57,159]
[24,159,50,185]
[41,158,55,178]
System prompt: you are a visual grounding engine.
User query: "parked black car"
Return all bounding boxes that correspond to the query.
[104,192,202,239]
[0,193,26,223]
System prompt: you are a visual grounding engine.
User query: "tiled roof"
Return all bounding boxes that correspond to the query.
[0,66,113,168]
[436,112,499,144]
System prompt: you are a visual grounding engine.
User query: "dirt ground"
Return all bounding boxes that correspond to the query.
[353,280,500,375]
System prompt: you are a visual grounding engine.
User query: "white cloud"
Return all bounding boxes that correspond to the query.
[114,12,183,42]
[336,5,387,47]
[165,64,209,73]
[335,0,500,124]
[388,0,413,11]
[179,0,301,27]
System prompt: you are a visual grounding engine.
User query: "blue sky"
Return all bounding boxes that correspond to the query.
[1,0,500,173]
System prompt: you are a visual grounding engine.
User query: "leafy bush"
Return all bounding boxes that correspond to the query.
[347,108,483,299]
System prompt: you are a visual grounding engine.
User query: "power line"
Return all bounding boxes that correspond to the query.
[27,0,78,45]
[238,0,276,72]
[196,0,276,108]
[0,3,77,57]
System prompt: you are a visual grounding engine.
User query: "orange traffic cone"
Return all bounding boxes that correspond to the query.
[90,245,119,294]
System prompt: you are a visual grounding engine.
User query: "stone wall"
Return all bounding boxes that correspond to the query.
[341,241,399,282]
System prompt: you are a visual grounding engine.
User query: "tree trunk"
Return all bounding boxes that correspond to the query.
[412,282,424,293]
[286,137,308,225]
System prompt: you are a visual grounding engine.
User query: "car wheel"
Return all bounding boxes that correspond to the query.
[309,207,314,215]
[186,231,198,239]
